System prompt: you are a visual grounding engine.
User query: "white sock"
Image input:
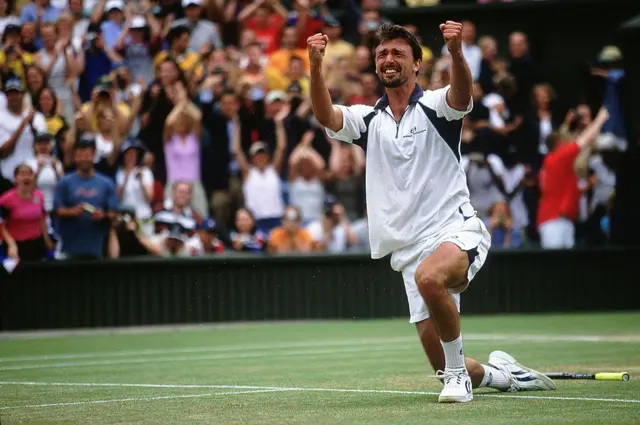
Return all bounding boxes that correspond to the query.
[480,364,511,390]
[440,335,466,370]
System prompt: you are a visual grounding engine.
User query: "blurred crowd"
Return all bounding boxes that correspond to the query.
[0,0,628,265]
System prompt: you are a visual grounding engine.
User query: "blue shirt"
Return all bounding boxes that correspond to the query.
[101,20,123,50]
[20,3,62,23]
[79,49,112,103]
[53,171,119,258]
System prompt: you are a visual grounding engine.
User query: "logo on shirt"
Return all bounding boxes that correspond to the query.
[404,126,426,138]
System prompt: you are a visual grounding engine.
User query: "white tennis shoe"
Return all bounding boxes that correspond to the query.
[436,369,473,403]
[488,350,557,392]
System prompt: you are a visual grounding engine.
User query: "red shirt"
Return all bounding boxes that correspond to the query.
[537,142,581,226]
[0,189,45,242]
[296,17,324,50]
[244,15,284,54]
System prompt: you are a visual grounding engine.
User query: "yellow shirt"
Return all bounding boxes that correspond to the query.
[46,115,66,137]
[154,50,205,81]
[265,67,309,96]
[0,50,34,85]
[81,102,131,132]
[267,48,310,75]
[324,40,355,64]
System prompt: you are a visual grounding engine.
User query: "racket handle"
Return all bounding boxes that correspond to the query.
[595,372,630,381]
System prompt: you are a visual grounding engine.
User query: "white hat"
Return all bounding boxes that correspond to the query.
[105,0,124,11]
[130,15,146,29]
[182,0,202,7]
[265,90,286,105]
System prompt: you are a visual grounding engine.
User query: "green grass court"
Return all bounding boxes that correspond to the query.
[1,313,639,424]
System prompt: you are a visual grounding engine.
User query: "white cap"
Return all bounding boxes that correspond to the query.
[105,0,125,11]
[182,0,202,7]
[130,15,146,29]
[265,90,286,105]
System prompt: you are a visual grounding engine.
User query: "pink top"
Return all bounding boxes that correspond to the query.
[0,188,45,241]
[164,132,201,183]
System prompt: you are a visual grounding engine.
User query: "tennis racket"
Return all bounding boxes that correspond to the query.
[545,372,630,382]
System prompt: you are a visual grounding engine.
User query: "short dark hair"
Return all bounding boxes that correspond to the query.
[220,88,237,101]
[374,23,423,63]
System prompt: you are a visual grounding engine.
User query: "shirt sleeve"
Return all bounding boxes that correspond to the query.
[325,104,376,143]
[142,168,154,187]
[420,85,473,121]
[53,178,67,210]
[487,154,506,178]
[305,221,323,242]
[33,113,47,133]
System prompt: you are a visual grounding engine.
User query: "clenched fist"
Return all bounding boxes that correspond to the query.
[440,21,463,54]
[307,33,329,68]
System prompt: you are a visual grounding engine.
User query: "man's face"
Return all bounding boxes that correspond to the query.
[74,147,95,172]
[288,59,302,79]
[461,21,476,45]
[246,45,262,66]
[355,46,371,72]
[219,94,238,119]
[173,183,191,207]
[108,8,123,23]
[281,27,297,49]
[254,6,268,26]
[40,26,56,48]
[69,0,83,14]
[375,38,418,89]
[6,90,23,110]
[185,5,200,22]
[21,23,35,42]
[509,33,528,59]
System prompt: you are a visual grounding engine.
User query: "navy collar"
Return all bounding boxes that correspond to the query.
[374,83,424,110]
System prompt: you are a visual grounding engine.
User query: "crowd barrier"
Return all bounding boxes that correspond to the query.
[1,248,638,331]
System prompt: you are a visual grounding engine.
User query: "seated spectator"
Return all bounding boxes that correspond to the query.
[153,181,203,254]
[234,109,286,234]
[0,163,53,261]
[0,78,47,188]
[229,207,266,252]
[288,143,326,224]
[461,151,507,220]
[111,205,159,257]
[349,211,370,253]
[53,136,119,260]
[115,139,154,236]
[484,200,522,249]
[306,200,357,253]
[149,224,203,257]
[267,205,312,254]
[199,218,225,254]
[25,132,64,216]
[163,82,208,217]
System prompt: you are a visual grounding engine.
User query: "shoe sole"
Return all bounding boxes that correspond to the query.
[438,394,473,403]
[489,350,557,391]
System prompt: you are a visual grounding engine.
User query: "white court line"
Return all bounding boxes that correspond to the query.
[2,333,638,363]
[0,389,285,410]
[1,381,638,405]
[0,345,418,371]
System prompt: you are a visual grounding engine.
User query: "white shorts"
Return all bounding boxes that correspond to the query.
[390,215,491,323]
[538,217,575,249]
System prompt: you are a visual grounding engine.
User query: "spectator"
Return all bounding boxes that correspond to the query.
[0,163,53,261]
[267,26,310,77]
[20,22,39,54]
[0,78,47,188]
[25,65,46,104]
[537,108,609,249]
[237,41,267,95]
[238,0,286,55]
[154,22,204,88]
[162,81,208,217]
[0,24,34,86]
[234,109,287,234]
[306,200,357,253]
[484,200,522,249]
[34,87,67,147]
[322,17,354,66]
[111,205,159,257]
[91,103,126,179]
[34,23,79,123]
[508,31,539,115]
[441,21,481,81]
[266,54,309,95]
[24,132,64,215]
[115,15,162,86]
[176,0,223,54]
[326,140,364,220]
[0,0,19,37]
[115,139,154,236]
[461,151,507,220]
[501,153,532,241]
[267,205,312,254]
[523,83,561,166]
[20,0,62,27]
[153,181,204,255]
[149,224,202,257]
[77,23,122,103]
[68,0,90,45]
[53,136,119,260]
[99,0,126,50]
[199,217,226,254]
[288,142,325,224]
[229,207,266,252]
[477,35,499,96]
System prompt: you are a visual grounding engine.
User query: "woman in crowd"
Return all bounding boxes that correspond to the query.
[93,107,125,179]
[233,110,286,234]
[163,82,208,217]
[25,65,47,106]
[524,83,562,168]
[288,141,326,224]
[228,207,266,252]
[35,87,67,148]
[484,200,522,249]
[115,140,154,237]
[0,164,54,261]
[24,133,64,216]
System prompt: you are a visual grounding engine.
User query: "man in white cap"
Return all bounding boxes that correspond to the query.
[100,0,126,49]
[174,0,223,53]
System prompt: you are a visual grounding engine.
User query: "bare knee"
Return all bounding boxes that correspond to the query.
[415,266,447,302]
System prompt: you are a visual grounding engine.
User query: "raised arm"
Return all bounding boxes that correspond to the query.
[576,107,609,149]
[307,33,343,133]
[441,21,472,111]
[231,115,250,178]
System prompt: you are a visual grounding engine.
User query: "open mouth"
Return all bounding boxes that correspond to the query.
[383,68,400,77]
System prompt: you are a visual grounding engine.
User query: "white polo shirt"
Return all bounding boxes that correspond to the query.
[326,84,473,259]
